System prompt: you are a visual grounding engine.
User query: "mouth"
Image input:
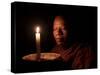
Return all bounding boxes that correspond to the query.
[56,35,63,38]
[56,37,62,39]
[56,37,64,42]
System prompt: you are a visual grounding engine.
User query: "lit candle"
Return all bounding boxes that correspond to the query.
[36,26,41,61]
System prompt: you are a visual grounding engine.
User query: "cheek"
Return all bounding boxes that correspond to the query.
[53,31,56,38]
[63,31,68,38]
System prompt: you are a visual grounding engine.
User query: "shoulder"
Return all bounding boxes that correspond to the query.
[70,42,92,52]
[72,42,96,68]
[71,42,94,58]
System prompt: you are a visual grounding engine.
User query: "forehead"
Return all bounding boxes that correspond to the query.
[53,17,65,27]
[53,23,65,28]
[54,16,64,23]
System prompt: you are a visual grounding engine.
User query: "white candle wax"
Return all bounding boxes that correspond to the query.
[36,27,40,51]
[36,27,40,61]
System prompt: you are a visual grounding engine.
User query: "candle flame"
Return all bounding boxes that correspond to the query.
[36,27,40,33]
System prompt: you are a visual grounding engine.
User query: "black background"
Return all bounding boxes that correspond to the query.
[11,2,97,73]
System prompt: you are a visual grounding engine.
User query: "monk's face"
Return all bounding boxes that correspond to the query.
[53,16,68,45]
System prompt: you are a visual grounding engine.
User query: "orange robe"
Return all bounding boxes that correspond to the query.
[51,43,96,69]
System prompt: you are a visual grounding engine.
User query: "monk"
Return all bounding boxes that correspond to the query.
[51,16,96,69]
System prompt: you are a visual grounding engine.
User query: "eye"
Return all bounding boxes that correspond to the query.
[53,27,57,31]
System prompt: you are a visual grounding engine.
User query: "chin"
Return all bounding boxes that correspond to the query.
[56,42,63,45]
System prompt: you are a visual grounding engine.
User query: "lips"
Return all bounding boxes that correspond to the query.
[56,37,64,41]
[56,38,62,40]
[56,35,63,39]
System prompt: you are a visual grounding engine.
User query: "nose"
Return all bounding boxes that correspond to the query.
[57,28,63,35]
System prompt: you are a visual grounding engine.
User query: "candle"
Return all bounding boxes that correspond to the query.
[35,27,41,61]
